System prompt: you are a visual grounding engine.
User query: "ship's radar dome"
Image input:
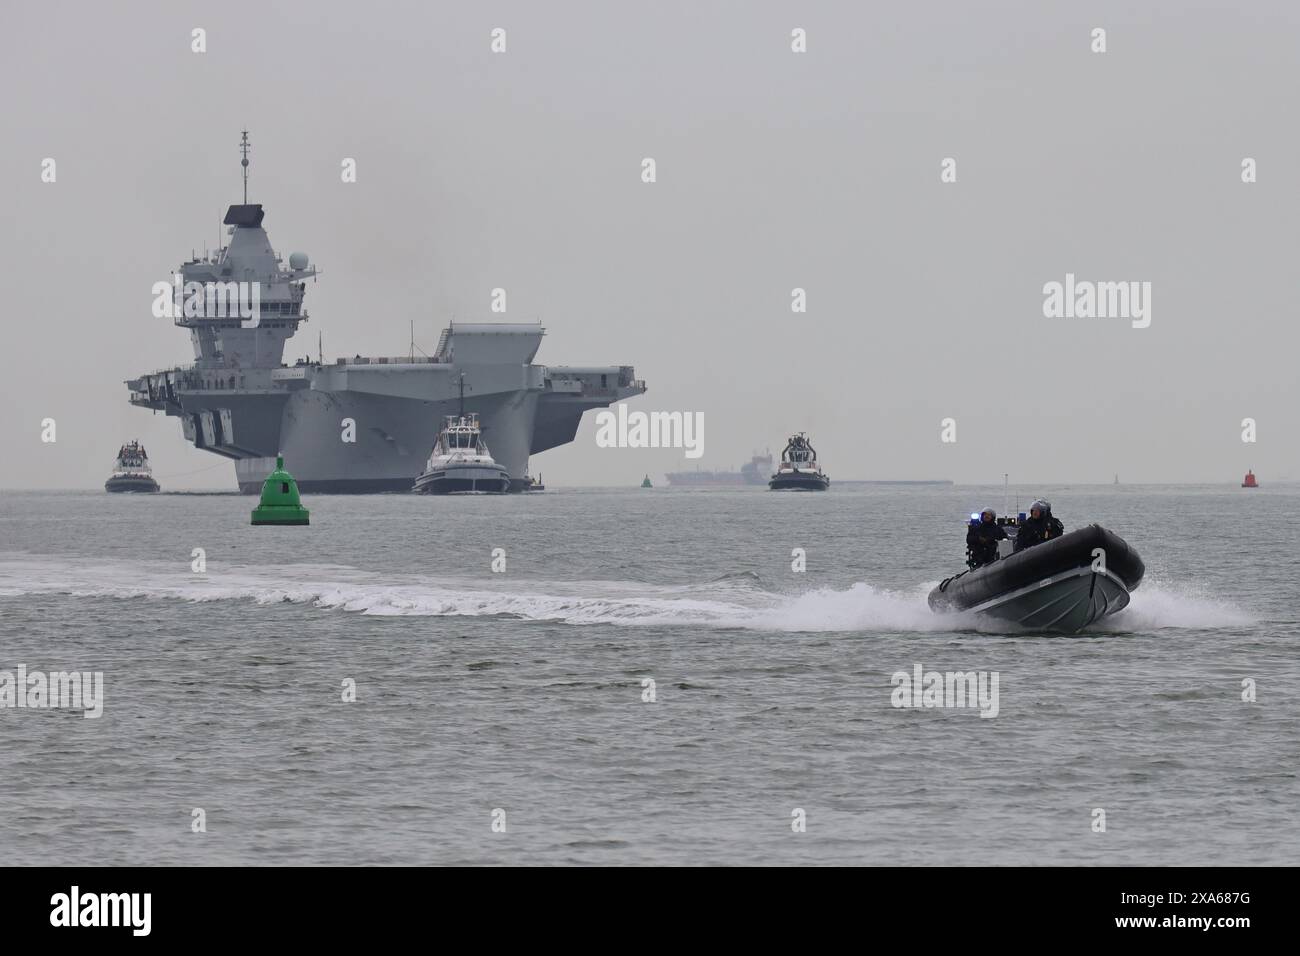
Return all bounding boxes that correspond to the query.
[289,251,309,270]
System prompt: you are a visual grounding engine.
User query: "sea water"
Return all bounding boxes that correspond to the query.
[0,484,1293,865]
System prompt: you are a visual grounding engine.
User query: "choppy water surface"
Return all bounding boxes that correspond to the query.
[0,484,1295,864]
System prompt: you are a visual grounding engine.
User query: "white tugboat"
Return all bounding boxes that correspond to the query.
[414,374,511,494]
[768,432,830,491]
[105,441,160,493]
[412,376,512,497]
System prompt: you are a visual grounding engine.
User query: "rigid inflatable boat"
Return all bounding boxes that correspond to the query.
[928,524,1145,633]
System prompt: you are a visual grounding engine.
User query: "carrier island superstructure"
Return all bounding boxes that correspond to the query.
[126,135,646,493]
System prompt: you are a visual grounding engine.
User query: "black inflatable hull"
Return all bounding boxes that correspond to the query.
[928,524,1144,633]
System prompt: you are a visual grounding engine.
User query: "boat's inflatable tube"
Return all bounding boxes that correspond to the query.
[928,524,1145,613]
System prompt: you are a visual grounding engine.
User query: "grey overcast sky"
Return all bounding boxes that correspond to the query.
[2,0,1297,489]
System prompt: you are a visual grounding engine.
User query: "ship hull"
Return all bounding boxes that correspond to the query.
[245,477,411,494]
[412,463,511,495]
[231,386,538,493]
[132,337,644,494]
[105,476,160,493]
[958,566,1132,633]
[239,474,534,495]
[769,473,830,491]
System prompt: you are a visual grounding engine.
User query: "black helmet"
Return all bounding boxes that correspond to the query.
[1030,498,1051,516]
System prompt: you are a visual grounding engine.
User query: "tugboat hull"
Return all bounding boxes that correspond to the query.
[413,464,511,495]
[769,473,830,491]
[928,524,1144,634]
[105,476,160,493]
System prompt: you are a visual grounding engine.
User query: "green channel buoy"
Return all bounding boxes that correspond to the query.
[251,455,310,526]
[641,474,653,488]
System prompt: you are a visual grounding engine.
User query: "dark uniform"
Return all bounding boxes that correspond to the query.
[1014,512,1065,551]
[966,517,1007,569]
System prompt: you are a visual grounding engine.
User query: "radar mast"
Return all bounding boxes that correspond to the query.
[239,130,250,204]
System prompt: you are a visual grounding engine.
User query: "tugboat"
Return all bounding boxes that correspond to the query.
[413,412,511,494]
[769,433,830,491]
[1242,469,1259,488]
[104,441,160,493]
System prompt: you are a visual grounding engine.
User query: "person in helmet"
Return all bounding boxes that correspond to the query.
[965,507,1007,569]
[1014,499,1065,552]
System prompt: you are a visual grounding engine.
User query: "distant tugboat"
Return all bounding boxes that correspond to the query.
[105,441,160,493]
[769,433,830,491]
[1242,469,1259,488]
[413,412,511,494]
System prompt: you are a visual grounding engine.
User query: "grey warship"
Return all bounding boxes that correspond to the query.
[126,134,646,493]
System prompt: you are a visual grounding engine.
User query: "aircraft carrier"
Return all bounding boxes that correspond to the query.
[127,134,646,493]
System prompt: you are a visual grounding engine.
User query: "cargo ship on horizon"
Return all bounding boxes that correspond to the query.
[666,452,773,486]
